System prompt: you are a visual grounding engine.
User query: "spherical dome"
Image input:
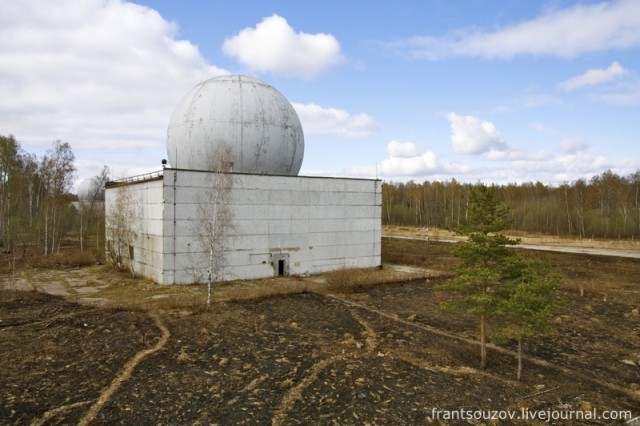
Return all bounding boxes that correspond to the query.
[77,177,104,203]
[167,75,304,176]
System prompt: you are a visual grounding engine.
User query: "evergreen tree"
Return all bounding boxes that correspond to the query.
[437,184,521,369]
[496,258,561,380]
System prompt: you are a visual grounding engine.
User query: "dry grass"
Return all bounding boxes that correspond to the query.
[62,265,208,310]
[66,250,97,267]
[0,239,434,309]
[100,284,205,311]
[319,266,431,294]
[322,267,383,294]
[87,264,429,308]
[213,277,309,303]
[0,250,86,272]
[204,266,430,302]
[561,279,614,300]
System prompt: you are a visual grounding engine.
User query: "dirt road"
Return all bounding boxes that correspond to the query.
[517,244,640,259]
[385,235,640,259]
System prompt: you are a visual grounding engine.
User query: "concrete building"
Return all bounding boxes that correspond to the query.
[105,75,381,285]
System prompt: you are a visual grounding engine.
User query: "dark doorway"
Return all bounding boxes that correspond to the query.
[270,252,290,277]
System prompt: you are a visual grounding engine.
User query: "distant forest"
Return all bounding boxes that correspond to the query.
[2,133,639,261]
[1,135,89,260]
[382,170,640,240]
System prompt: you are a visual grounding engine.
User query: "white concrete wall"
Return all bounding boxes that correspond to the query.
[105,177,165,283]
[107,170,381,285]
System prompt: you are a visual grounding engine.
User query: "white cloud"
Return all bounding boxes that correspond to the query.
[556,62,640,105]
[222,15,345,78]
[0,0,227,164]
[378,151,438,176]
[292,103,377,138]
[552,151,613,181]
[502,141,640,184]
[379,141,437,176]
[346,136,638,184]
[596,80,640,105]
[559,62,628,91]
[391,0,640,60]
[345,141,438,179]
[484,148,525,162]
[447,113,507,155]
[387,141,428,158]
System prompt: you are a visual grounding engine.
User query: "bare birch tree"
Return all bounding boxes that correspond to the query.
[193,146,234,309]
[79,166,109,253]
[38,141,76,255]
[106,182,138,277]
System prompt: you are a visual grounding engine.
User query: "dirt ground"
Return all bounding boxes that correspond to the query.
[1,238,639,425]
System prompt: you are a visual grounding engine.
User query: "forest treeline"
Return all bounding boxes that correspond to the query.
[3,132,639,264]
[383,171,640,240]
[0,134,106,262]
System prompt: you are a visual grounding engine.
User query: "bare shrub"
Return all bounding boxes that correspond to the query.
[66,250,96,267]
[28,250,95,269]
[105,183,138,277]
[103,300,150,313]
[31,252,65,268]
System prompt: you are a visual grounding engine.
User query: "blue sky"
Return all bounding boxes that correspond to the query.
[2,0,639,188]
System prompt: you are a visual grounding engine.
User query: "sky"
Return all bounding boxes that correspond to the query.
[2,0,640,189]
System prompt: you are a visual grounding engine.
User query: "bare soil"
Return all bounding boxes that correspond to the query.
[1,238,639,425]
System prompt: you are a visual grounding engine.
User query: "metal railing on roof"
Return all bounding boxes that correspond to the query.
[105,170,164,187]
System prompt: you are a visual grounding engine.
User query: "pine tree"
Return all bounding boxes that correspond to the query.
[437,184,521,369]
[496,258,561,380]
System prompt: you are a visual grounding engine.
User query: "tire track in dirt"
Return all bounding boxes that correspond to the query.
[272,307,377,425]
[271,354,343,426]
[328,294,485,348]
[30,400,93,426]
[76,311,170,426]
[328,294,640,401]
[347,296,522,387]
[350,310,377,352]
[388,349,521,387]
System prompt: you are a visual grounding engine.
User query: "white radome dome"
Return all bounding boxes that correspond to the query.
[166,75,304,176]
[77,177,105,203]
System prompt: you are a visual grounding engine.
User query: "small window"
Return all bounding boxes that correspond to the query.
[128,245,134,260]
